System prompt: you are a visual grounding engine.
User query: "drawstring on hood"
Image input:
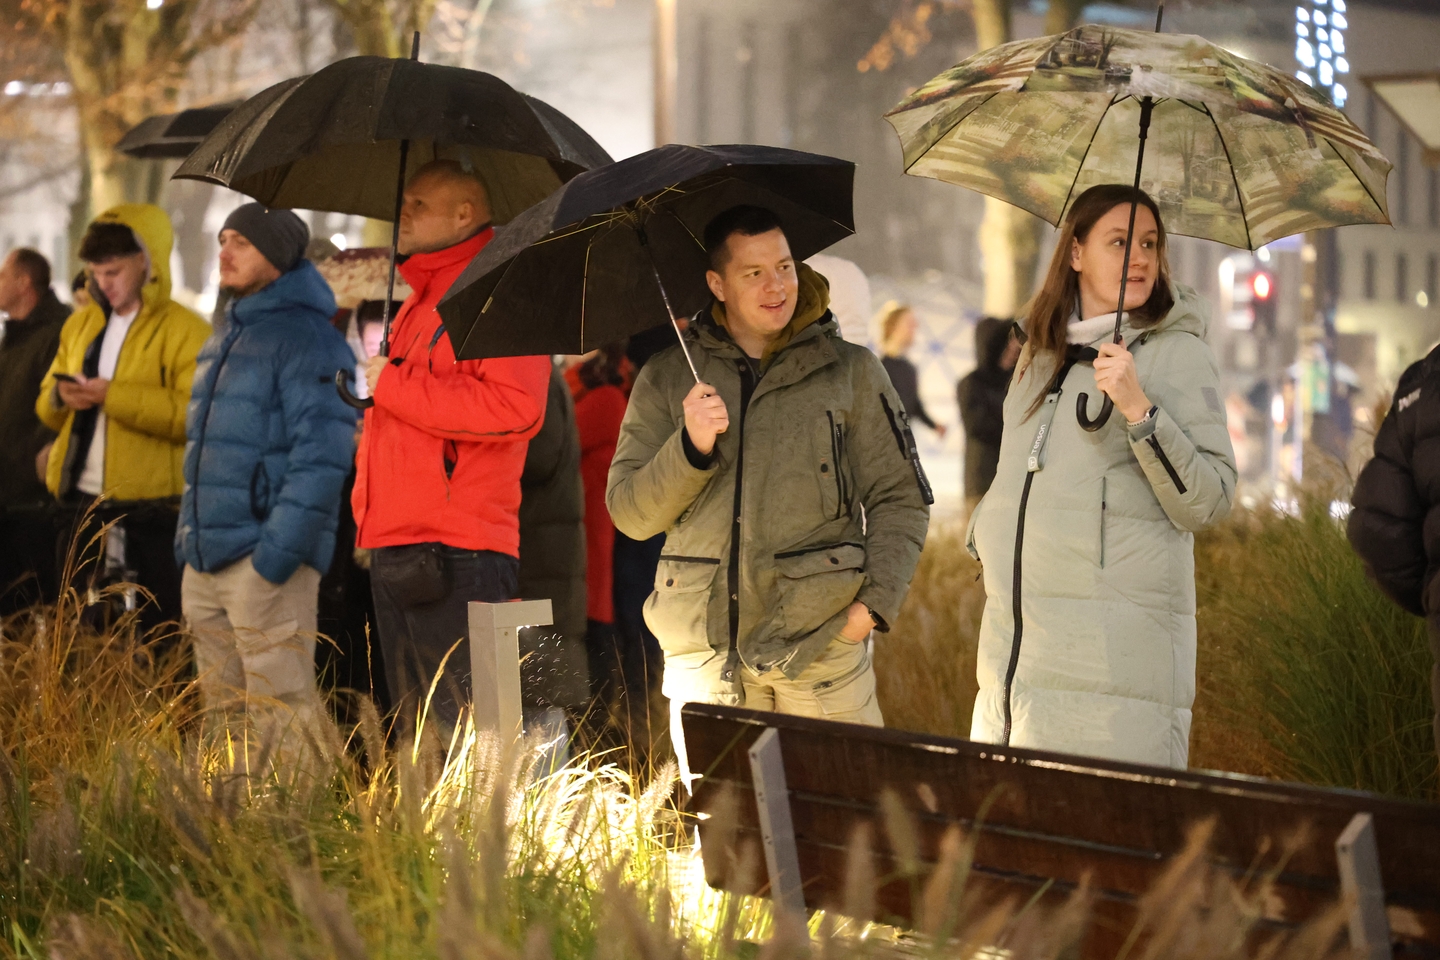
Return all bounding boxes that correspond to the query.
[709,261,832,370]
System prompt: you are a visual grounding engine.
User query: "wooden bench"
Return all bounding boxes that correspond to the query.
[682,703,1440,957]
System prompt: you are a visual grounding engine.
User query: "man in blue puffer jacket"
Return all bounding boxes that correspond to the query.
[176,203,357,763]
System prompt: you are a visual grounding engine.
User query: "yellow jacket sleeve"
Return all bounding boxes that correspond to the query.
[102,306,208,443]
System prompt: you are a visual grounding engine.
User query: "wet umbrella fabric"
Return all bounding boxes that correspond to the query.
[118,103,239,160]
[436,143,854,362]
[884,23,1392,250]
[172,56,613,226]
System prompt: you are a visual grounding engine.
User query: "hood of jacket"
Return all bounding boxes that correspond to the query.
[92,203,175,307]
[227,260,337,328]
[708,261,832,368]
[974,316,1014,375]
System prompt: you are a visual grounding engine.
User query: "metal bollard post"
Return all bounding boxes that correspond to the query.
[468,599,552,743]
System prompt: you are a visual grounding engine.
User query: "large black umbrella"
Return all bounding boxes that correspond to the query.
[437,143,854,374]
[172,37,612,407]
[172,52,611,225]
[117,103,239,160]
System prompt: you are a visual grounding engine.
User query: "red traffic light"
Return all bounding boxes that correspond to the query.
[1251,272,1273,301]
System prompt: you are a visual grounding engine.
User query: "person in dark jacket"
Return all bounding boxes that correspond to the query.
[877,303,946,439]
[1347,352,1440,764]
[956,317,1018,507]
[176,204,358,763]
[516,362,590,742]
[0,249,69,612]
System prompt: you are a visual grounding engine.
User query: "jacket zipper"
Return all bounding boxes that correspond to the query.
[1145,435,1187,494]
[1001,355,1080,748]
[724,360,759,685]
[826,410,841,520]
[190,329,242,570]
[1002,471,1035,746]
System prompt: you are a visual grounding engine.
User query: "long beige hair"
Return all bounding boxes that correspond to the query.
[1023,184,1175,417]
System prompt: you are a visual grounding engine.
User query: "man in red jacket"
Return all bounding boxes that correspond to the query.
[355,159,550,738]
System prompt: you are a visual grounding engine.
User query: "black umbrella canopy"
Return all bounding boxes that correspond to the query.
[171,56,613,224]
[117,103,239,159]
[437,143,855,361]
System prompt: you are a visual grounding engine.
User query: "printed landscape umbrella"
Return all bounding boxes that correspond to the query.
[173,35,612,406]
[885,10,1391,429]
[436,143,855,378]
[117,103,239,160]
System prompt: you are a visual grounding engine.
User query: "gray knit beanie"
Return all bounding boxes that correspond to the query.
[221,203,309,273]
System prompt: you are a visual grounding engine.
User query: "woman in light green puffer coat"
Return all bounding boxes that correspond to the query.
[966,185,1237,770]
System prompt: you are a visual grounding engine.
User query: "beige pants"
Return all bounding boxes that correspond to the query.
[666,635,883,787]
[182,558,328,767]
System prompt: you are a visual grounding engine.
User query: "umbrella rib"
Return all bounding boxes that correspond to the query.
[903,92,1000,174]
[460,254,525,358]
[1322,131,1390,225]
[1202,102,1253,250]
[1056,93,1121,226]
[579,226,597,351]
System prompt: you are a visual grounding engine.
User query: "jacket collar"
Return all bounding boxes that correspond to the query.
[690,304,841,397]
[4,290,65,333]
[396,226,493,297]
[228,260,338,328]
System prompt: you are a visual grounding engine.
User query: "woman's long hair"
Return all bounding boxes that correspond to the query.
[1024,184,1174,416]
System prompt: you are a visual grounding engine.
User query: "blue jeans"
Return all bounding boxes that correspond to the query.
[370,544,519,739]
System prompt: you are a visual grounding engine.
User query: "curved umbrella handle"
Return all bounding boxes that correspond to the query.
[1076,392,1113,432]
[336,369,373,410]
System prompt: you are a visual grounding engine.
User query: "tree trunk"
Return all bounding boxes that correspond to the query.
[317,0,439,245]
[57,0,256,232]
[971,0,1085,319]
[969,0,1030,318]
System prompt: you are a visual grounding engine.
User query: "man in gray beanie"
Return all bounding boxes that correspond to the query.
[176,202,358,774]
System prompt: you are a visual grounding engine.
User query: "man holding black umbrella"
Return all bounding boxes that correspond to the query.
[607,205,931,782]
[355,159,551,740]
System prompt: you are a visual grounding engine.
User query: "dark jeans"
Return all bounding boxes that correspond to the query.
[0,505,62,616]
[370,544,519,739]
[62,496,183,639]
[611,530,665,695]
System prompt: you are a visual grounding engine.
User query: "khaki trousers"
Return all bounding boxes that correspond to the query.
[666,634,883,788]
[182,558,327,766]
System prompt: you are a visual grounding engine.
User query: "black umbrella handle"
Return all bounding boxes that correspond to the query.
[635,226,701,383]
[336,368,373,410]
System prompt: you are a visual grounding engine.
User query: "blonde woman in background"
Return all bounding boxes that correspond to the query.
[876,302,946,439]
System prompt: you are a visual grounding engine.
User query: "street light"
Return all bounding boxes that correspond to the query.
[1295,1,1348,107]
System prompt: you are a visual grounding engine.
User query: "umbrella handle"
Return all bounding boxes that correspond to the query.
[1076,392,1112,431]
[336,368,373,410]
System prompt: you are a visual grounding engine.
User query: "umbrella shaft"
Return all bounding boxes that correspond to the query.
[635,225,701,383]
[1112,96,1155,345]
[381,138,412,358]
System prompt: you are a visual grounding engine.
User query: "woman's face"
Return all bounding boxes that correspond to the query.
[1070,202,1160,318]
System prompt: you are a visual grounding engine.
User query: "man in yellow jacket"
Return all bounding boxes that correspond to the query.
[37,204,209,632]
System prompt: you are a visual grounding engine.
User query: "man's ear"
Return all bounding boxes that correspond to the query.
[705,269,725,302]
[456,199,476,226]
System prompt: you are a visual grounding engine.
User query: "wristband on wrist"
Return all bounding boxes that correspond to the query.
[1126,405,1158,429]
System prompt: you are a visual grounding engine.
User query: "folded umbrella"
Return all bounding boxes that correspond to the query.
[885,13,1391,428]
[118,103,239,160]
[173,37,612,407]
[436,143,854,375]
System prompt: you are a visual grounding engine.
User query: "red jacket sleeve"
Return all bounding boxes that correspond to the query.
[374,354,550,442]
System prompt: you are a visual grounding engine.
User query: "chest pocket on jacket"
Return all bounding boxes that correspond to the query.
[814,411,850,520]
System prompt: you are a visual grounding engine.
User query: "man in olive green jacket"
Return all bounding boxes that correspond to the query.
[607,205,931,781]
